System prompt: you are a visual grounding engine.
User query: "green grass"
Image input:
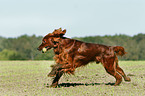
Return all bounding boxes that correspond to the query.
[0,61,145,96]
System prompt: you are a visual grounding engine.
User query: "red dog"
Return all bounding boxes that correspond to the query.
[38,28,131,87]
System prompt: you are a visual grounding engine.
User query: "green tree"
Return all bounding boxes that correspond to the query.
[0,49,23,60]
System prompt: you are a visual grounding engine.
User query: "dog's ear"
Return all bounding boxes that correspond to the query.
[52,37,60,43]
[59,29,66,37]
[62,29,66,34]
[52,28,66,37]
[56,28,62,32]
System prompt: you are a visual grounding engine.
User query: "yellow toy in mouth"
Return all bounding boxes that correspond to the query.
[42,47,47,53]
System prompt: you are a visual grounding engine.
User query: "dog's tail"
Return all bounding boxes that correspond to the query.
[113,46,127,56]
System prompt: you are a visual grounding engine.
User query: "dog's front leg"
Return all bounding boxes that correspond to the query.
[50,71,63,88]
[48,64,63,77]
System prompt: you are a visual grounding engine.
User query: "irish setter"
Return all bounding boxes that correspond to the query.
[37,28,131,87]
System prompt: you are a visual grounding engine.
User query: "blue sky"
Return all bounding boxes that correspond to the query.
[0,0,145,38]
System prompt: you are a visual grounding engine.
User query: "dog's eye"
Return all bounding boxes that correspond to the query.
[43,41,46,43]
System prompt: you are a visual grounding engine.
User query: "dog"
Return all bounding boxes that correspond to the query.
[37,28,131,87]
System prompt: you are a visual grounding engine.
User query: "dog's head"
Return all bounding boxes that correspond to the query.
[37,28,66,53]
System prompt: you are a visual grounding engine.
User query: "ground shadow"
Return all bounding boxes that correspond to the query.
[56,82,115,87]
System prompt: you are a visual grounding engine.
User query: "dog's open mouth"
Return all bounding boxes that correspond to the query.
[42,46,51,53]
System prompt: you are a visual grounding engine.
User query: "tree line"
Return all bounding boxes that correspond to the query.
[0,33,145,60]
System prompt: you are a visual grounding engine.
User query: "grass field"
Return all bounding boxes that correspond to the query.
[0,61,145,96]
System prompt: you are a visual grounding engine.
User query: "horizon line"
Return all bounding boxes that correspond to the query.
[0,32,144,38]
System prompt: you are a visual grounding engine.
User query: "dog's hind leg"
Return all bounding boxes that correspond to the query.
[102,57,122,86]
[50,71,63,88]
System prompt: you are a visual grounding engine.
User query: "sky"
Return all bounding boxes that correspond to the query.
[0,0,145,38]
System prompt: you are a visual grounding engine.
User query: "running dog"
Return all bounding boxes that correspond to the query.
[37,28,131,87]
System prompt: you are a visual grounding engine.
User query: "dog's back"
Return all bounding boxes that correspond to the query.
[54,37,114,68]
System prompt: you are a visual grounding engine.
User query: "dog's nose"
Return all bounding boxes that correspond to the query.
[37,48,40,50]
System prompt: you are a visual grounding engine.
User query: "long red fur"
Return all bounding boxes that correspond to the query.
[38,28,131,87]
